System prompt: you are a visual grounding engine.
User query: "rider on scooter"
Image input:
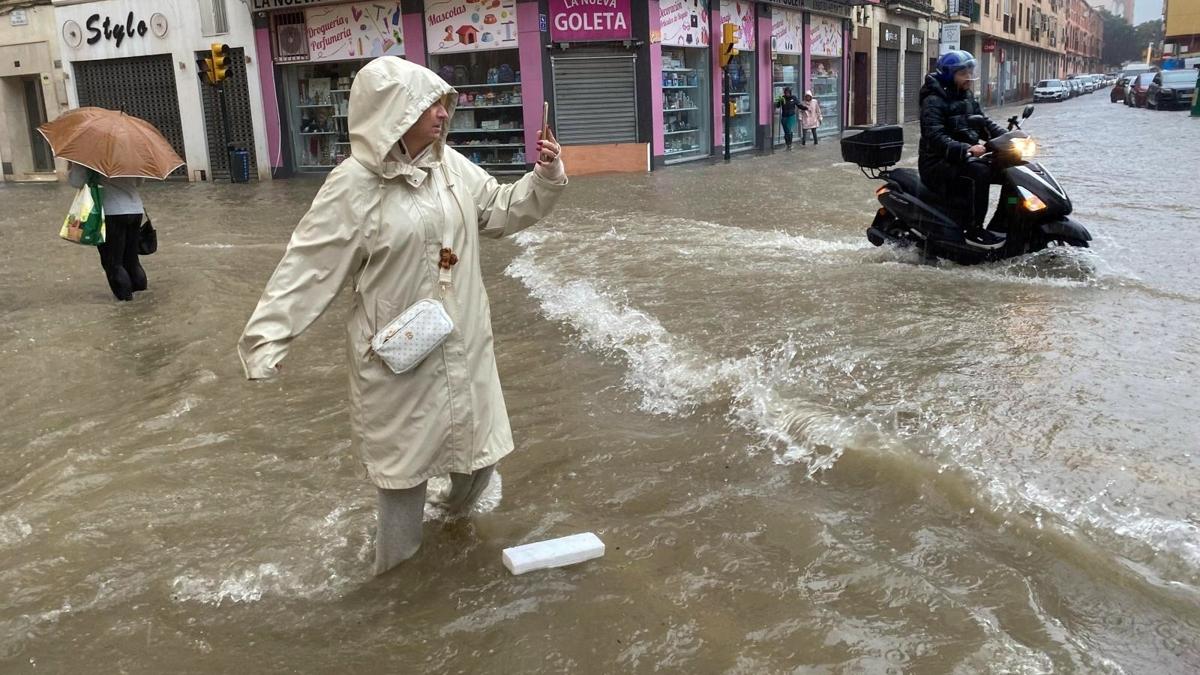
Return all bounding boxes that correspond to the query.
[918,50,1007,249]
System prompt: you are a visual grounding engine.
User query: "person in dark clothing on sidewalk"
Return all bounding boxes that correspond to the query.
[918,50,1007,249]
[775,87,806,149]
[68,163,147,301]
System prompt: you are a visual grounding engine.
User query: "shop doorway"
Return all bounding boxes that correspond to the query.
[0,75,54,177]
[853,52,869,125]
[876,49,899,125]
[23,77,53,172]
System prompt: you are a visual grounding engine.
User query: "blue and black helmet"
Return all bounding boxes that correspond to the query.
[935,50,978,84]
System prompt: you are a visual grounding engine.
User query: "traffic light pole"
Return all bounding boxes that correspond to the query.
[217,84,235,181]
[723,66,731,162]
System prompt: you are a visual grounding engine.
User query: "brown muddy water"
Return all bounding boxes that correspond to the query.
[2,95,1198,673]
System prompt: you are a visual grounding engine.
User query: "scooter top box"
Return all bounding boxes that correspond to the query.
[841,125,904,169]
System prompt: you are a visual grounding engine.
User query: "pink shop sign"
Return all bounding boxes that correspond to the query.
[549,0,632,42]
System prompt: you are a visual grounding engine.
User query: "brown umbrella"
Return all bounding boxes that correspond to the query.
[38,107,184,179]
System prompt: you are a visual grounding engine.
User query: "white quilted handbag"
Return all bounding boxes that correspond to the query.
[371,298,453,374]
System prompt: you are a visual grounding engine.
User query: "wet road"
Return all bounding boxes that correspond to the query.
[2,92,1198,672]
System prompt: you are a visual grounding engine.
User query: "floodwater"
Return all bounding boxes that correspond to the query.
[2,94,1198,673]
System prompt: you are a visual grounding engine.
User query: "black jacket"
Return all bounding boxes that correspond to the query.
[917,74,1006,190]
[776,94,807,117]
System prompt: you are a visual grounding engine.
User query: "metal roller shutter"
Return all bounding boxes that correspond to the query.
[73,55,187,177]
[876,49,899,125]
[198,47,258,181]
[552,53,637,145]
[903,52,924,122]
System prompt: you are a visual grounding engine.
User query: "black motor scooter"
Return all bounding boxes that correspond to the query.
[842,105,1092,265]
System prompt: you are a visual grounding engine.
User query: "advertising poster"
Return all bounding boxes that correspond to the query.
[550,0,632,42]
[660,0,709,48]
[771,8,803,55]
[719,0,754,51]
[425,0,519,54]
[810,15,843,57]
[306,2,405,62]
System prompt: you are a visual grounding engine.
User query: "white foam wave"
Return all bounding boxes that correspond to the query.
[506,239,870,472]
[424,471,504,521]
[171,563,305,606]
[0,515,33,545]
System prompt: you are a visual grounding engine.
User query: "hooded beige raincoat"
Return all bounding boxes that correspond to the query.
[238,57,565,489]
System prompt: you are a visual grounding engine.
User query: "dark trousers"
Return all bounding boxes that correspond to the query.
[801,128,818,145]
[96,213,146,301]
[958,161,1001,230]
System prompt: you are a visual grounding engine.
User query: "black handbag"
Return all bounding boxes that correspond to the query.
[138,217,157,256]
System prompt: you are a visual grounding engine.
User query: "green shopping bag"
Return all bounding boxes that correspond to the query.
[60,174,105,246]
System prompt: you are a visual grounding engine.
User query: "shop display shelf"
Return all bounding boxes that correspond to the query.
[664,147,700,156]
[662,85,698,89]
[454,82,522,89]
[455,104,523,109]
[732,111,754,116]
[662,68,695,73]
[329,89,351,94]
[449,128,524,133]
[298,104,337,109]
[299,132,339,136]
[664,128,699,135]
[299,164,337,169]
[663,107,699,113]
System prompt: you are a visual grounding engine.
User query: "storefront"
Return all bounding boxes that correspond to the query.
[875,21,900,125]
[429,0,525,174]
[658,0,713,163]
[770,7,803,146]
[261,1,407,173]
[807,11,844,137]
[719,0,756,153]
[0,3,66,182]
[902,28,924,122]
[548,0,641,170]
[55,0,271,180]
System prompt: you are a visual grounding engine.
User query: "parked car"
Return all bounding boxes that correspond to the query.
[1069,79,1084,97]
[1034,79,1070,102]
[1111,75,1134,102]
[1128,72,1158,107]
[1081,76,1097,93]
[1147,69,1199,110]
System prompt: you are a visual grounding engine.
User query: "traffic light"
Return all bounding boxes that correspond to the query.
[209,43,230,84]
[720,23,740,69]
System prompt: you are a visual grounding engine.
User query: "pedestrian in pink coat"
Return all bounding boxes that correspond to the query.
[800,90,822,145]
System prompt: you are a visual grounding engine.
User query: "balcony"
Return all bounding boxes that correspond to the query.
[884,0,935,17]
[947,0,980,22]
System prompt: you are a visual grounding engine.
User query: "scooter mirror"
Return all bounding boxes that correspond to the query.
[1022,104,1035,119]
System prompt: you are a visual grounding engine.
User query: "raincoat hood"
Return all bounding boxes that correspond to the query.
[349,56,457,178]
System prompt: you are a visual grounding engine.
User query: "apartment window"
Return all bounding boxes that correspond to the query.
[199,0,229,37]
[985,0,991,15]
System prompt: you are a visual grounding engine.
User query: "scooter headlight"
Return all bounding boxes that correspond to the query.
[1010,137,1038,160]
[1017,186,1047,212]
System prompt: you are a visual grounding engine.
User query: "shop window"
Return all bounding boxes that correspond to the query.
[661,46,712,162]
[430,50,525,174]
[284,62,361,171]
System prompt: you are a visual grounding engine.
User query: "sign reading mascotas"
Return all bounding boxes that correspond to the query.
[549,0,632,42]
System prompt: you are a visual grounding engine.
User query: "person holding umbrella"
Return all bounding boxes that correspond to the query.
[39,107,184,301]
[66,162,145,301]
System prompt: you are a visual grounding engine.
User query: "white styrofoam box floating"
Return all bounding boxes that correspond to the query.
[502,532,605,575]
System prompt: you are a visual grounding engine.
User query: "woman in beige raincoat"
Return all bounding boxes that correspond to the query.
[238,57,566,575]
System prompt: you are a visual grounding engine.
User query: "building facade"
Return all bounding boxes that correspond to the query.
[0,0,67,182]
[1164,0,1200,60]
[245,0,854,176]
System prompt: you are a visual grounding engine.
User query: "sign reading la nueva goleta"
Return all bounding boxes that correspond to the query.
[549,0,632,42]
